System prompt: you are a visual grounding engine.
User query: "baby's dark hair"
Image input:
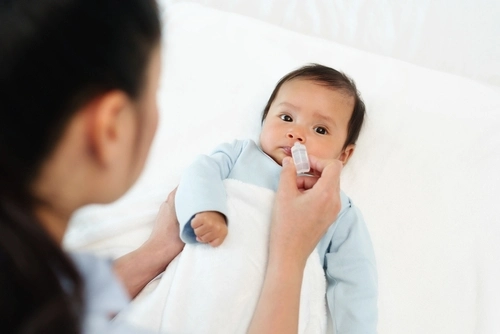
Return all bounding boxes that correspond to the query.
[261,64,366,149]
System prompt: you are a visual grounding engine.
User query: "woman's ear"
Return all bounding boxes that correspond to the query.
[338,144,355,165]
[84,90,134,166]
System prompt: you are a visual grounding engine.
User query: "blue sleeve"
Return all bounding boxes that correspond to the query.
[175,140,245,244]
[71,253,154,334]
[324,203,378,333]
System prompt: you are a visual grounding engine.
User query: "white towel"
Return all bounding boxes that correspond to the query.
[117,179,327,334]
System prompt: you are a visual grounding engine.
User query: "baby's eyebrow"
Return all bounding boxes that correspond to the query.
[312,111,338,128]
[277,102,299,110]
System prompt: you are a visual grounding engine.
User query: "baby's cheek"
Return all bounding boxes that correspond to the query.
[310,145,340,160]
[259,135,272,155]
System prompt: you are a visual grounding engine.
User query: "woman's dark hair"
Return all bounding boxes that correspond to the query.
[261,63,366,150]
[0,0,161,332]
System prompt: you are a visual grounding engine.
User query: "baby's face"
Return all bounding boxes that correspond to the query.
[260,78,355,166]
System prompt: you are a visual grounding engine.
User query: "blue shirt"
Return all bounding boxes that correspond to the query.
[176,139,378,333]
[71,252,153,334]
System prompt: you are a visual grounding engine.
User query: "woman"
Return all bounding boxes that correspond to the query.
[0,0,343,333]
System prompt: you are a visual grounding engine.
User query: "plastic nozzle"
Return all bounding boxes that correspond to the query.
[291,142,310,174]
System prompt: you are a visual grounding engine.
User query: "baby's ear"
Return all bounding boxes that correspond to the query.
[338,144,355,165]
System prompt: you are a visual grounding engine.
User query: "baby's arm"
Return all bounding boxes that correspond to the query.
[175,140,245,246]
[325,202,378,333]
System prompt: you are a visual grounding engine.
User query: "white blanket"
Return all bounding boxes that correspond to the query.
[117,179,327,334]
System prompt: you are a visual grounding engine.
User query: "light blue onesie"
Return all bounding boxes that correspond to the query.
[175,139,378,333]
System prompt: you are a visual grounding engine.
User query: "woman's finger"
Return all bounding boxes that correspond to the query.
[277,157,299,195]
[296,174,319,190]
[309,158,343,194]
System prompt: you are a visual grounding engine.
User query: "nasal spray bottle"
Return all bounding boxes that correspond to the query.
[291,142,310,174]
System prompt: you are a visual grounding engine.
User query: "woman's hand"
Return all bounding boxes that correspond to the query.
[270,155,342,264]
[248,155,342,334]
[114,188,185,298]
[142,188,185,256]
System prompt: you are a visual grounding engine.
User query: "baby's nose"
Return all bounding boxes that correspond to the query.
[287,132,305,142]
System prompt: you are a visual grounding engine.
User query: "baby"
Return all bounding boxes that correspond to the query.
[175,64,377,332]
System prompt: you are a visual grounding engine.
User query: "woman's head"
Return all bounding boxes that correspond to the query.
[260,64,365,166]
[0,0,161,331]
[0,0,161,204]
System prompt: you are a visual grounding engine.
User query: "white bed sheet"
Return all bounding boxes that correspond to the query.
[65,3,500,333]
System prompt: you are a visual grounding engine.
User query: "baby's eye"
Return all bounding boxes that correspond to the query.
[280,114,293,122]
[315,127,328,135]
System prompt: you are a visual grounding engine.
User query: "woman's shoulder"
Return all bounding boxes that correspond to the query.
[71,252,156,333]
[70,252,130,312]
[70,252,144,333]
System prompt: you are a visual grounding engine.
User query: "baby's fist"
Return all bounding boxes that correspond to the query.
[191,211,228,247]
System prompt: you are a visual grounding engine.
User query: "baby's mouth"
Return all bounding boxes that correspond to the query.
[282,146,292,156]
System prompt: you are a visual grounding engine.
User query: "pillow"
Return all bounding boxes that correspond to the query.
[162,0,500,87]
[65,3,500,333]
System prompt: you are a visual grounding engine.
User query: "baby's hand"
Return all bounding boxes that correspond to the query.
[191,211,228,247]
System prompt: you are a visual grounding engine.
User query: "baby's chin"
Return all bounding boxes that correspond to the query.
[271,155,284,166]
[263,151,283,166]
[277,154,295,167]
[260,145,288,166]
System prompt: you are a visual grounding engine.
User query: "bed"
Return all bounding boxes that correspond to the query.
[64,1,500,333]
